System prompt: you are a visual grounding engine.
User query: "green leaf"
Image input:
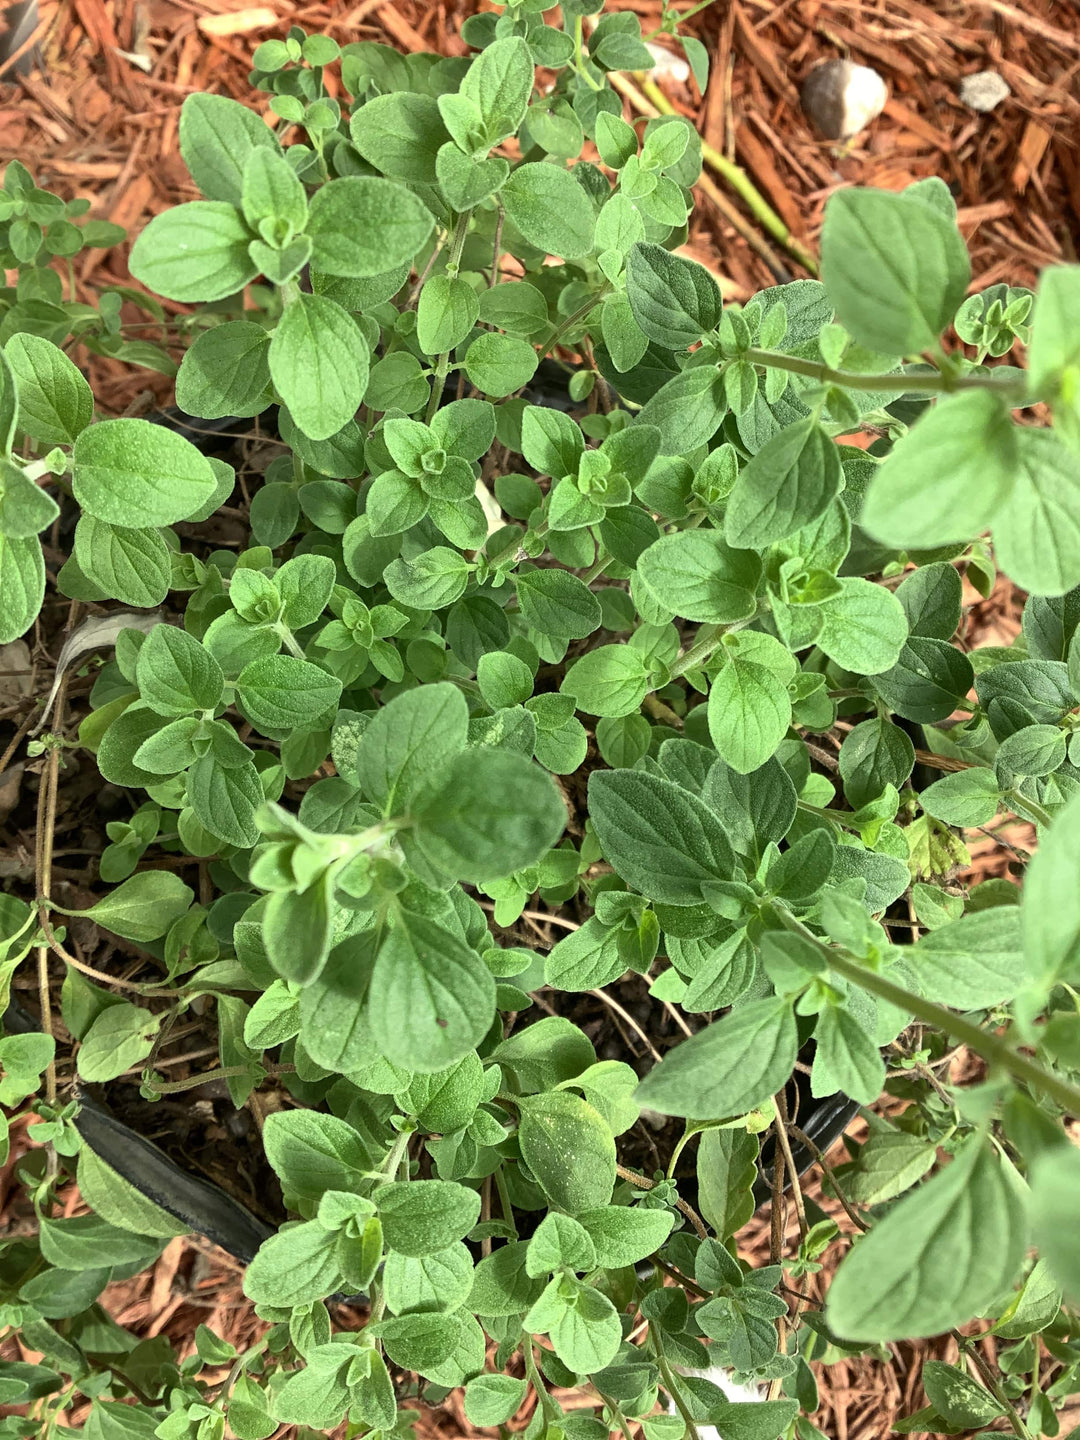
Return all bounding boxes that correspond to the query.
[236,654,341,735]
[708,657,791,775]
[412,748,566,881]
[350,93,448,184]
[1028,263,1080,431]
[128,201,258,303]
[588,769,735,904]
[873,636,975,724]
[179,92,282,206]
[490,1016,595,1094]
[79,872,194,942]
[500,162,596,259]
[187,755,261,848]
[636,365,727,453]
[270,293,369,442]
[242,145,307,234]
[39,1214,162,1272]
[0,459,59,538]
[635,996,798,1118]
[436,143,510,212]
[384,1243,474,1316]
[477,280,549,337]
[76,1002,161,1083]
[820,187,970,355]
[461,36,534,146]
[463,333,538,397]
[243,1221,341,1307]
[378,1179,481,1256]
[0,533,44,642]
[464,1375,528,1427]
[374,1311,464,1377]
[417,275,480,355]
[920,767,1000,827]
[860,390,1017,548]
[384,546,470,609]
[811,1004,884,1107]
[816,578,908,675]
[136,623,224,716]
[561,644,651,718]
[725,419,842,549]
[1030,1146,1080,1304]
[544,917,624,992]
[839,718,916,809]
[524,1277,621,1374]
[625,242,721,349]
[844,1127,936,1207]
[306,176,434,278]
[515,568,602,639]
[895,561,963,640]
[73,418,217,527]
[1022,789,1080,995]
[697,1127,758,1241]
[527,1214,597,1276]
[368,910,496,1072]
[992,428,1080,595]
[74,519,170,608]
[921,1361,1004,1429]
[826,1138,1027,1341]
[175,321,272,421]
[5,334,93,445]
[637,529,760,624]
[576,1205,674,1268]
[477,650,533,710]
[355,682,467,815]
[0,345,17,456]
[910,898,1025,1002]
[518,1090,616,1214]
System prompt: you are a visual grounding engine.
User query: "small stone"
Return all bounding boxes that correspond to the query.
[959,70,1011,113]
[801,59,888,141]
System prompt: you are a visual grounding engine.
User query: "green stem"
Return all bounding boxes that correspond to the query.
[375,1126,413,1188]
[275,623,306,660]
[425,212,472,423]
[958,1334,1032,1440]
[668,624,723,680]
[596,1392,637,1440]
[573,16,604,91]
[653,1332,699,1440]
[775,910,1080,1116]
[523,1335,559,1426]
[581,554,615,586]
[743,347,1029,400]
[631,77,818,276]
[1006,788,1054,828]
[538,288,611,361]
[144,1062,295,1096]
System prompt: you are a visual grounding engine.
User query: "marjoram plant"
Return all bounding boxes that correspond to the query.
[1,2,1080,1437]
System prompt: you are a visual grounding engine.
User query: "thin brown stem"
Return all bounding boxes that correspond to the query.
[773,1090,808,1243]
[616,1163,707,1240]
[589,987,663,1064]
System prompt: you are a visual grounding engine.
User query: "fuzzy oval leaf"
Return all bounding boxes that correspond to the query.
[588,769,735,904]
[634,996,798,1119]
[73,419,217,527]
[518,1090,616,1214]
[826,1138,1027,1341]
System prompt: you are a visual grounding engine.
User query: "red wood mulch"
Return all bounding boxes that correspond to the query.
[2,2,1076,1437]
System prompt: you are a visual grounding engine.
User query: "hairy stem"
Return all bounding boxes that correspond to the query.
[775,909,1080,1115]
[743,347,1029,400]
[425,212,472,423]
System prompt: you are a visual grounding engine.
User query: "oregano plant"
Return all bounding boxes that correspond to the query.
[1,4,1080,1440]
